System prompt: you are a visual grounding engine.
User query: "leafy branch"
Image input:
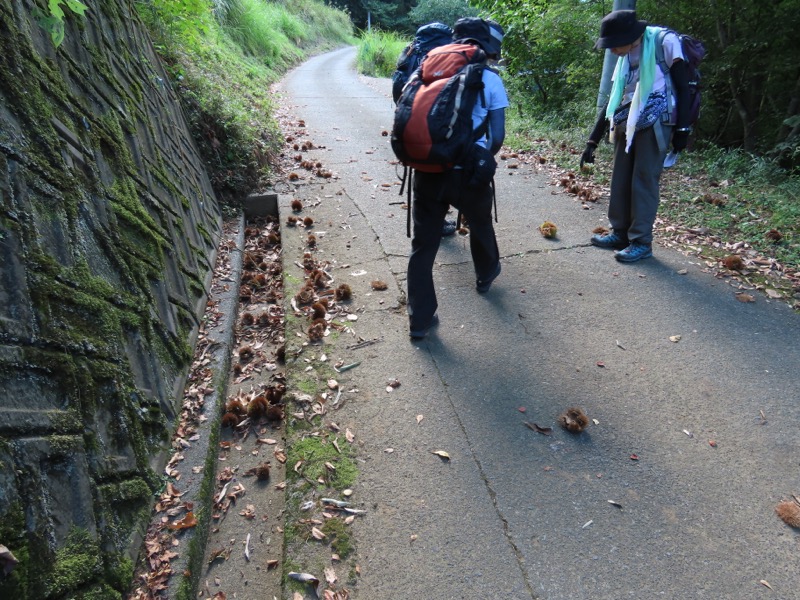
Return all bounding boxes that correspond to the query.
[33,0,89,48]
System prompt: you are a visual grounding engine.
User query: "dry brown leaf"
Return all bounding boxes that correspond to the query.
[311,527,327,540]
[760,580,773,590]
[432,450,450,460]
[324,566,337,584]
[735,292,755,303]
[416,414,424,424]
[669,335,682,343]
[524,421,553,435]
[168,511,198,530]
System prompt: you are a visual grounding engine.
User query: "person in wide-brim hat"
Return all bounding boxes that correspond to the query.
[594,9,647,49]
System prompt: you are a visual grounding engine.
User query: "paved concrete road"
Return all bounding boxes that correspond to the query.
[275,47,800,600]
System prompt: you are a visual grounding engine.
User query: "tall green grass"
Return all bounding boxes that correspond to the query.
[356,29,408,78]
[137,0,353,203]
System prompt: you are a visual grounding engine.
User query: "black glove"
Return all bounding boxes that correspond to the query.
[580,143,596,167]
[672,130,689,152]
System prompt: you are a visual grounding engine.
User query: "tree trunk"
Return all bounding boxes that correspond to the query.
[595,0,637,117]
[776,71,800,144]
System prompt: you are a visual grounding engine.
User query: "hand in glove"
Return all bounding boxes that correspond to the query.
[580,143,596,169]
[672,129,689,153]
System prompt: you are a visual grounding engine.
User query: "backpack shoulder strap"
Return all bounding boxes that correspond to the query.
[653,27,671,76]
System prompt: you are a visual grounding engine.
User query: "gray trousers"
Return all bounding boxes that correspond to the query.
[608,121,671,245]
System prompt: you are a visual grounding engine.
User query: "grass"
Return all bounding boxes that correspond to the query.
[138,0,353,204]
[356,29,408,78]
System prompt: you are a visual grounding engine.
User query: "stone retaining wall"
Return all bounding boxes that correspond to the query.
[0,0,221,597]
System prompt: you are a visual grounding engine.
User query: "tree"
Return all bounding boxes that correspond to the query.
[473,0,800,157]
[408,0,478,31]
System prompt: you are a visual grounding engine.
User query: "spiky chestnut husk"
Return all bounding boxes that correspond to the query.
[254,462,271,480]
[335,283,352,301]
[247,395,269,418]
[559,407,589,433]
[722,255,744,270]
[222,413,240,428]
[311,302,327,320]
[225,399,245,415]
[775,500,800,528]
[539,221,558,239]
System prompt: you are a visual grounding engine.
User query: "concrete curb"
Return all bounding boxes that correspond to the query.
[157,214,245,600]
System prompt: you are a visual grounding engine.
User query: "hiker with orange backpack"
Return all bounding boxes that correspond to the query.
[392,17,509,339]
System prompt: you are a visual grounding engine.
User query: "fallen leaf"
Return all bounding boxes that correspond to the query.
[630,454,640,460]
[582,520,593,529]
[596,361,605,368]
[669,335,682,343]
[432,450,450,460]
[311,527,327,540]
[735,292,755,303]
[608,500,623,509]
[324,566,337,585]
[416,414,424,424]
[168,512,198,530]
[384,448,394,453]
[345,428,355,442]
[760,580,773,590]
[267,559,279,569]
[517,407,526,413]
[709,440,717,447]
[524,421,553,435]
[766,288,782,299]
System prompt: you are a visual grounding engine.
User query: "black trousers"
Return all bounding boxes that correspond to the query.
[406,170,499,329]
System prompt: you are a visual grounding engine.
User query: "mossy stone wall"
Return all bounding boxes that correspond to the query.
[0,1,221,597]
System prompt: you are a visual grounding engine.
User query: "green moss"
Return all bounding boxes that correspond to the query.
[50,408,83,433]
[45,528,103,598]
[320,518,353,558]
[286,434,357,489]
[48,434,82,455]
[295,376,318,396]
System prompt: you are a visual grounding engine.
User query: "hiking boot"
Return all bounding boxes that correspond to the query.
[409,313,439,340]
[442,219,457,237]
[476,262,501,294]
[614,242,653,263]
[590,231,628,249]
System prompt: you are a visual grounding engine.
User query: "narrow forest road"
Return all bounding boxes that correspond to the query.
[272,46,800,599]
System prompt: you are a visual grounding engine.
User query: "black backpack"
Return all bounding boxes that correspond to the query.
[655,28,707,129]
[391,22,454,103]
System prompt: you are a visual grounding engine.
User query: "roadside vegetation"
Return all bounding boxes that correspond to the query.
[136,0,353,204]
[356,0,799,303]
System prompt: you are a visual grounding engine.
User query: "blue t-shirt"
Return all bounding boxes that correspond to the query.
[473,68,509,148]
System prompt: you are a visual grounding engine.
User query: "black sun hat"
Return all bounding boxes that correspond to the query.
[594,10,647,50]
[453,17,504,58]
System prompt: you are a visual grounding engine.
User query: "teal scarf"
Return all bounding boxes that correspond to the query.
[606,26,660,151]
